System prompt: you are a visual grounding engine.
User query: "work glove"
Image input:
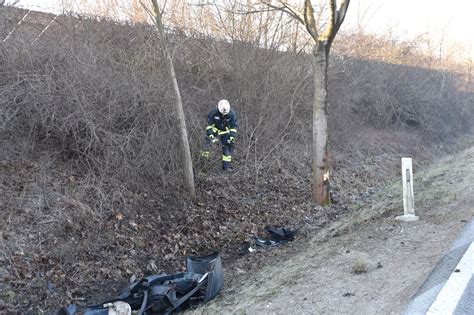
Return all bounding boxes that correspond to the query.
[227,136,235,145]
[208,134,218,143]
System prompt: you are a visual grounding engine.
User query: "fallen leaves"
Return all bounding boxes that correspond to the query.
[1,158,349,314]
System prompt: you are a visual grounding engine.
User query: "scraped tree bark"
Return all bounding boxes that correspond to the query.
[263,0,350,205]
[150,0,195,196]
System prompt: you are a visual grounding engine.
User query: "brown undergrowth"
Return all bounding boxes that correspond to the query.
[2,133,472,313]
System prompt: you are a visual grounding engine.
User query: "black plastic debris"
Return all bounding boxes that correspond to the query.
[239,226,297,255]
[57,253,223,315]
[264,226,295,242]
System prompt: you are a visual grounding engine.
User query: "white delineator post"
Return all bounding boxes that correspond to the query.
[396,157,419,221]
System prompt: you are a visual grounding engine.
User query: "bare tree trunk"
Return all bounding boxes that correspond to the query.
[259,0,349,205]
[151,0,195,196]
[312,42,330,204]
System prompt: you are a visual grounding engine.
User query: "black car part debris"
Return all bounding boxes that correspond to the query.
[264,226,295,242]
[239,226,297,255]
[57,253,223,315]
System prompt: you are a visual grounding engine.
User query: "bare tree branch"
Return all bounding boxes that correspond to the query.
[260,1,305,25]
[280,2,305,25]
[318,0,335,41]
[138,0,154,18]
[303,0,318,41]
[335,0,350,28]
[329,0,350,46]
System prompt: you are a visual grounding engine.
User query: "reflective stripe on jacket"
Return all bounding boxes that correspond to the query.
[206,108,238,137]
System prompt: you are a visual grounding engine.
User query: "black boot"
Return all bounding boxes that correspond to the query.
[222,161,230,170]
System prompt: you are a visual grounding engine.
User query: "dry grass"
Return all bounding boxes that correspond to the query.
[352,260,368,274]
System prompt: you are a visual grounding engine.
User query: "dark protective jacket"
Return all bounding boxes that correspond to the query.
[206,108,238,138]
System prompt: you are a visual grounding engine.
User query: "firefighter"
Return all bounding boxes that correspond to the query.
[200,99,238,170]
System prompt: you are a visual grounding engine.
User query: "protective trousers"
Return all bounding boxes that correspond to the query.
[201,134,233,170]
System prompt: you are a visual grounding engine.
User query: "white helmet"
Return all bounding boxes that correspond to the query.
[217,99,230,115]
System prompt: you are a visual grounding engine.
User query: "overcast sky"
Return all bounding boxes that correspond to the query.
[7,0,474,58]
[345,1,473,48]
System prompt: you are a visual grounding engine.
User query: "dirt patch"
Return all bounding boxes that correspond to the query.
[194,146,474,314]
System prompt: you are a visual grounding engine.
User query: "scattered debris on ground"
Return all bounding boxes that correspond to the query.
[239,226,297,255]
[56,253,223,315]
[2,138,472,313]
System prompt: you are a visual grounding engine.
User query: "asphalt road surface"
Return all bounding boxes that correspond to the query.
[404,219,473,314]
